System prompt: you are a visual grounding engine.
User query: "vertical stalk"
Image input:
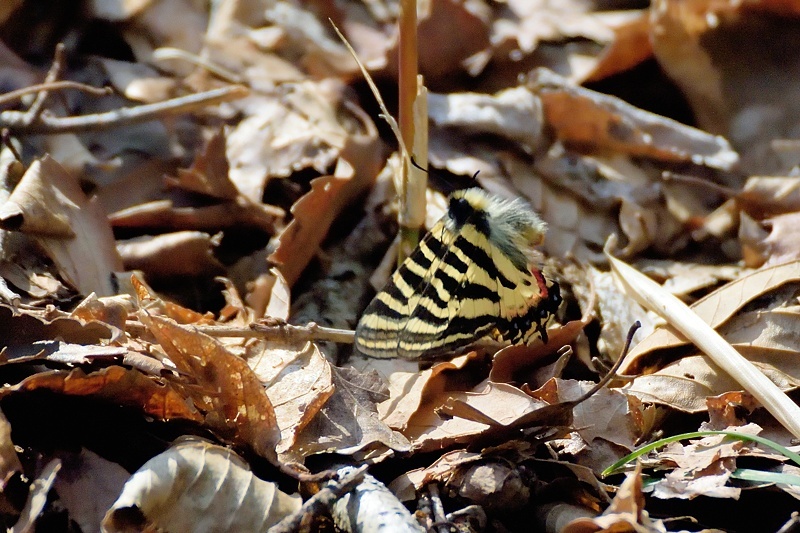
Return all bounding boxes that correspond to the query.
[397,0,425,264]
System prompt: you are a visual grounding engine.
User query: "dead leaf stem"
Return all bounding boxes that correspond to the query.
[0,85,249,134]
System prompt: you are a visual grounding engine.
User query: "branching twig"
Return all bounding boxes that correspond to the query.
[0,85,249,134]
[268,466,368,533]
[23,43,66,126]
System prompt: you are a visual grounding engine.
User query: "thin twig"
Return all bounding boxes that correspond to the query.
[125,319,355,343]
[152,47,244,84]
[250,320,355,343]
[0,81,113,107]
[23,44,66,127]
[570,321,640,405]
[427,484,451,533]
[1,130,22,161]
[1,85,249,134]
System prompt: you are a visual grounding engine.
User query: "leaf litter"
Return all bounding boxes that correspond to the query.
[2,0,800,531]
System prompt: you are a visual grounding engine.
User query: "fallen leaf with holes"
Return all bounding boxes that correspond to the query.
[140,313,281,461]
[0,366,201,422]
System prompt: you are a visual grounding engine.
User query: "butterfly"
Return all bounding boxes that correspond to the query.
[354,188,561,360]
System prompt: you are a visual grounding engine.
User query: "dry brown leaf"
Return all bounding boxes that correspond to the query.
[70,293,132,334]
[489,319,588,384]
[532,69,739,170]
[117,231,225,279]
[140,312,281,461]
[97,56,177,103]
[389,449,481,501]
[624,291,800,412]
[623,260,800,374]
[269,159,373,286]
[0,366,201,422]
[164,129,239,200]
[645,426,769,500]
[103,439,301,533]
[650,1,800,174]
[110,198,282,234]
[0,156,123,296]
[0,340,127,365]
[540,379,639,453]
[0,302,117,348]
[757,212,800,267]
[123,0,206,71]
[351,354,473,432]
[636,260,745,299]
[406,381,550,453]
[226,81,374,203]
[428,87,545,150]
[264,1,358,78]
[584,11,653,83]
[290,365,411,460]
[564,463,667,533]
[250,342,334,459]
[706,391,760,429]
[412,0,491,80]
[448,460,529,512]
[738,175,800,218]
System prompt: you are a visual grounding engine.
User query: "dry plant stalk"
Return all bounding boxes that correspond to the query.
[332,15,428,266]
[607,252,800,439]
[397,0,428,262]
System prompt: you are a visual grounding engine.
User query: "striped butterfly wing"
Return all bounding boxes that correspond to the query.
[356,221,468,359]
[396,224,502,359]
[354,188,560,360]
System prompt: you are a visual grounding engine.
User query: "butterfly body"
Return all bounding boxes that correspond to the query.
[355,188,560,360]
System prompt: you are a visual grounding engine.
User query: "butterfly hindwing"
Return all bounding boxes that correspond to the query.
[397,224,501,359]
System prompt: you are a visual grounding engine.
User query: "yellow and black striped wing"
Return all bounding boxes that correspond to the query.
[354,220,493,359]
[354,188,561,360]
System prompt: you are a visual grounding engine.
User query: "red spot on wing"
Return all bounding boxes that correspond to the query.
[530,268,548,302]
